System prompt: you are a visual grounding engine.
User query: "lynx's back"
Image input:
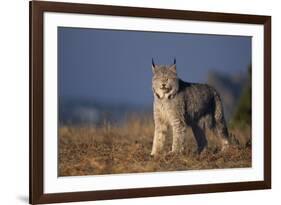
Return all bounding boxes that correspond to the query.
[177,80,219,122]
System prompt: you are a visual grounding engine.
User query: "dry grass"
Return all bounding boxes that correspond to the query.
[59,115,251,176]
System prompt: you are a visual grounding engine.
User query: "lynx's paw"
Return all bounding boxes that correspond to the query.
[221,139,229,152]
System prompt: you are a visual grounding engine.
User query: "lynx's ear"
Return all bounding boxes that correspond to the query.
[168,58,177,73]
[169,64,177,73]
[152,58,157,74]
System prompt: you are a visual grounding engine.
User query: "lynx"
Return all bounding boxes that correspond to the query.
[151,59,229,156]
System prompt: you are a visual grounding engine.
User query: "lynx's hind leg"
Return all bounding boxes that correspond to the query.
[213,93,229,151]
[215,120,229,151]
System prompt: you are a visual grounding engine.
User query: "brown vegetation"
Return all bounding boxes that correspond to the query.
[59,115,251,176]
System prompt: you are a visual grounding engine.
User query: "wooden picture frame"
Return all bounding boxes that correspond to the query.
[30,1,271,204]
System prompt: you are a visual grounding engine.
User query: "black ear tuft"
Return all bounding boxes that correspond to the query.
[152,58,157,74]
[173,58,176,65]
[152,58,155,67]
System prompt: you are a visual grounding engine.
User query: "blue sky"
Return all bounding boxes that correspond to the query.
[58,27,251,106]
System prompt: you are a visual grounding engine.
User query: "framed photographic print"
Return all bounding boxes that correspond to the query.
[29,0,271,204]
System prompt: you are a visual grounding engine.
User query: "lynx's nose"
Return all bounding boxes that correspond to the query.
[162,83,166,87]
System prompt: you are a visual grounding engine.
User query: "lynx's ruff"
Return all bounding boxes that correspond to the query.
[151,59,229,156]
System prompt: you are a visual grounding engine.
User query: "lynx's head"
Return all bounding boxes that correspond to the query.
[152,59,179,99]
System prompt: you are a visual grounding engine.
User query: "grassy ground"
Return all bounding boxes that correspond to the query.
[59,115,251,176]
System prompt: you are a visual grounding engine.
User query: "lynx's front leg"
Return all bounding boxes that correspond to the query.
[171,119,186,154]
[151,118,168,156]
